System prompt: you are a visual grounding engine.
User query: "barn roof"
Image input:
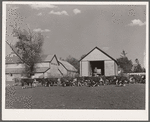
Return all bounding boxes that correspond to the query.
[79,46,118,65]
[43,54,54,62]
[6,53,58,64]
[6,67,49,74]
[58,59,77,72]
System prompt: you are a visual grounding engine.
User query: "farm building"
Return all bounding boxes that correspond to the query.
[79,47,118,77]
[58,59,78,77]
[5,53,78,81]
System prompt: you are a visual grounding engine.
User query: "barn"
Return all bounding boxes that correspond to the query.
[79,47,118,77]
[6,53,78,81]
[58,59,78,78]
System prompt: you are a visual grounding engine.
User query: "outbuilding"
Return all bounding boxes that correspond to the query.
[79,47,118,77]
[58,59,78,78]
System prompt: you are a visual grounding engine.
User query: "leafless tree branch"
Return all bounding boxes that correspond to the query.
[6,40,30,66]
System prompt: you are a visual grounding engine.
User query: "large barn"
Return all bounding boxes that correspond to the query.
[79,47,118,77]
[6,53,78,81]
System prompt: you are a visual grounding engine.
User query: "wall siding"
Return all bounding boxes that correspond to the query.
[81,61,89,77]
[6,74,21,81]
[80,61,82,77]
[6,63,25,68]
[105,61,115,76]
[115,62,118,76]
[36,62,49,67]
[46,64,62,78]
[34,73,44,78]
[82,48,111,61]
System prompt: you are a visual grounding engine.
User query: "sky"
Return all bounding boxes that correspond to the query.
[5,3,147,67]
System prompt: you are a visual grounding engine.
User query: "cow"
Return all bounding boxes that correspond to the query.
[70,78,77,86]
[113,76,129,86]
[141,75,146,83]
[21,78,34,89]
[59,77,70,87]
[36,78,45,86]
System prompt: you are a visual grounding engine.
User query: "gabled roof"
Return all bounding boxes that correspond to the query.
[43,54,60,66]
[79,46,118,65]
[6,53,59,64]
[58,59,77,72]
[43,54,54,62]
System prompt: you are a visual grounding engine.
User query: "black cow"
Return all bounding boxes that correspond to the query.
[21,78,34,89]
[36,78,46,86]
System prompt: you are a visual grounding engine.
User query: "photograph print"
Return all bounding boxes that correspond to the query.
[2,1,149,121]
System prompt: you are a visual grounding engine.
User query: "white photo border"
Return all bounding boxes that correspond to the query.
[2,1,149,121]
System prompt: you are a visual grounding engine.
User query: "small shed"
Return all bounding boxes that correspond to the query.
[79,47,118,77]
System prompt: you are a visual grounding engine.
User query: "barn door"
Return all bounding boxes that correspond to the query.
[105,61,115,76]
[81,61,89,77]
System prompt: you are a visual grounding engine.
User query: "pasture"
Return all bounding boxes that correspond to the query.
[5,82,145,109]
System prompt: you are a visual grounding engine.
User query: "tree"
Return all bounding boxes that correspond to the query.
[7,26,44,77]
[133,59,143,72]
[120,50,127,58]
[142,67,146,72]
[80,54,86,60]
[65,55,80,73]
[116,50,133,73]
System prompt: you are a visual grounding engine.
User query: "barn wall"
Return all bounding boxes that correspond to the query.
[34,73,44,78]
[6,63,25,68]
[58,64,68,77]
[80,61,82,77]
[51,57,58,65]
[114,62,118,76]
[46,64,62,78]
[81,61,89,77]
[82,49,111,61]
[67,71,78,78]
[105,60,115,76]
[6,74,21,81]
[36,62,50,68]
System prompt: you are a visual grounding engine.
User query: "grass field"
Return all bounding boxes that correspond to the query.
[5,83,145,109]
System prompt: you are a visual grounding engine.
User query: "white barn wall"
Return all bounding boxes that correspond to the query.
[114,62,118,76]
[58,64,68,77]
[51,56,59,65]
[105,60,115,76]
[36,62,49,67]
[82,49,111,61]
[58,63,78,77]
[6,63,25,68]
[46,64,62,78]
[80,61,82,77]
[67,71,77,78]
[34,73,44,78]
[81,61,89,77]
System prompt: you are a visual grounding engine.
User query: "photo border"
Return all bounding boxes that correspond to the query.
[1,1,149,121]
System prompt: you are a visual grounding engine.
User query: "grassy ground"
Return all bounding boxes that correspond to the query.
[5,82,145,109]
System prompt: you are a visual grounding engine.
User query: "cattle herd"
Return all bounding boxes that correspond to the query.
[13,74,146,89]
